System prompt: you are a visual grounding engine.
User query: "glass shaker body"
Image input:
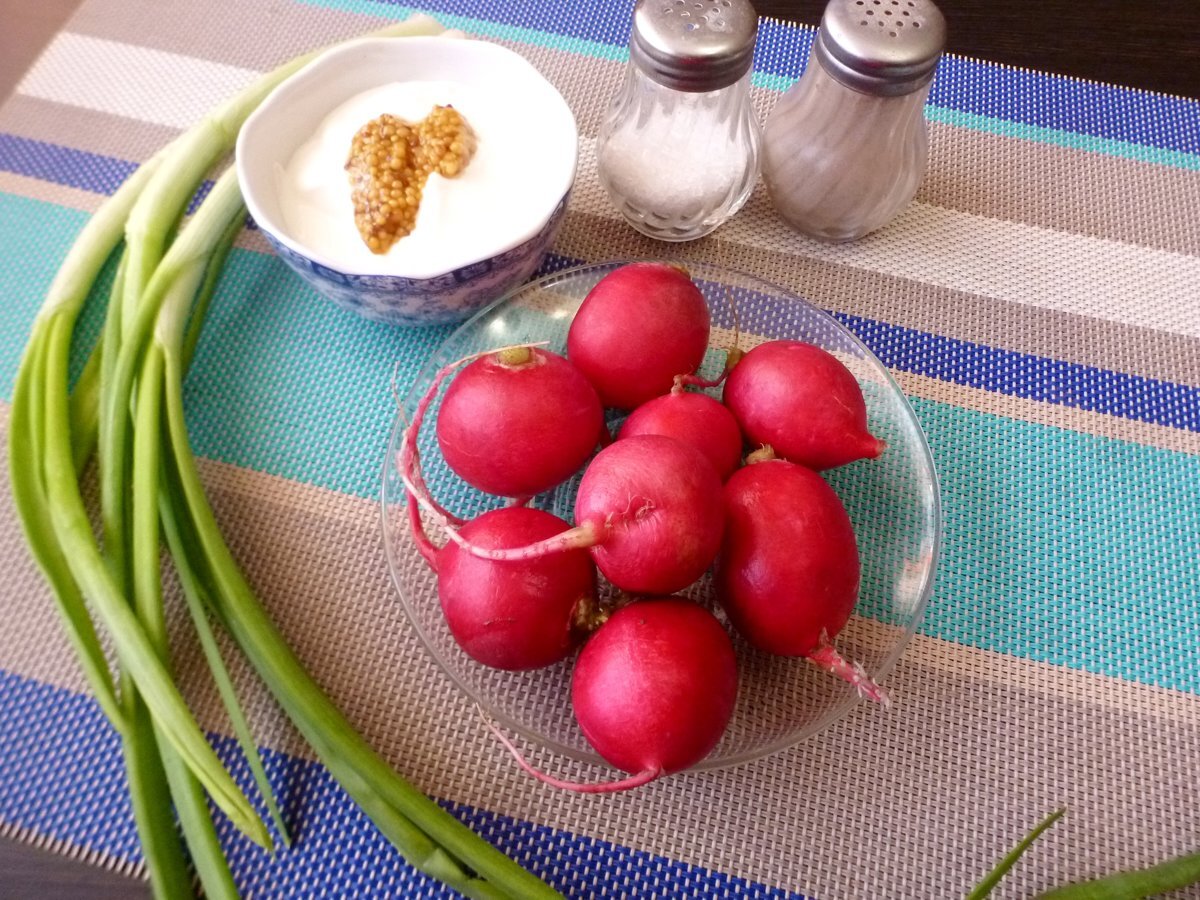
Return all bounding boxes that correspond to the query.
[762,0,945,242]
[594,0,762,242]
[763,61,930,242]
[597,64,761,242]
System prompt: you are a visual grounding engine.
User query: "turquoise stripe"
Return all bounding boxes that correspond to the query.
[2,191,1197,698]
[178,250,1200,697]
[0,195,146,397]
[752,72,796,93]
[907,399,1199,694]
[0,196,89,400]
[926,106,1200,172]
[182,247,455,499]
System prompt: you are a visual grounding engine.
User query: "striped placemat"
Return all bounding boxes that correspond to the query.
[1,1,1198,897]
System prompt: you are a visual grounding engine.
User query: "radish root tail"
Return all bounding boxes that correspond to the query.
[807,633,891,707]
[482,711,662,794]
[460,520,601,562]
[404,486,440,571]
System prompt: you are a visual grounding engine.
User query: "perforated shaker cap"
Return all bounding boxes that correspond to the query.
[814,0,946,96]
[629,0,759,92]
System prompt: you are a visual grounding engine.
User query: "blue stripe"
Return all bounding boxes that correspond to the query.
[0,668,805,898]
[294,0,1200,156]
[0,134,137,195]
[568,254,1200,434]
[833,313,1200,433]
[926,56,1200,156]
[0,134,220,216]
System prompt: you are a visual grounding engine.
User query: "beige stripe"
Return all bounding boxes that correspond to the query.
[923,120,1200,257]
[902,633,1200,729]
[6,169,1198,398]
[0,93,177,164]
[3,426,1197,897]
[555,206,1200,388]
[66,0,401,74]
[0,820,144,881]
[896,371,1200,456]
[0,171,103,213]
[563,135,1200,330]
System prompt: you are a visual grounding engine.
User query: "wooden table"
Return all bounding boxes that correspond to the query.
[759,0,1200,98]
[2,0,1197,896]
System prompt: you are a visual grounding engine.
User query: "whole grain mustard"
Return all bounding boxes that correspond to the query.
[345,105,477,254]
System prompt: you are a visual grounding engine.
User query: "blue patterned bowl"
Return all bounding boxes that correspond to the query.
[236,36,577,327]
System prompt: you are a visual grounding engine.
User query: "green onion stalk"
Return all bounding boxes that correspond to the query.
[8,16,560,900]
[970,808,1200,899]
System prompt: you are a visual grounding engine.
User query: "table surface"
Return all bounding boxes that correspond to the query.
[1,0,1197,897]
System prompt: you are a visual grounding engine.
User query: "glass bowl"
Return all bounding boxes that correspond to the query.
[381,259,941,772]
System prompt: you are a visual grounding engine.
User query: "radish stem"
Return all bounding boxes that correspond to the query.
[807,633,891,707]
[484,714,662,794]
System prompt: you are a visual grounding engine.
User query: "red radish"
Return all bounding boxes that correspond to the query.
[567,262,711,409]
[420,435,725,596]
[718,451,888,704]
[436,345,604,498]
[724,340,885,470]
[435,507,598,670]
[617,388,744,481]
[576,436,724,593]
[489,598,738,792]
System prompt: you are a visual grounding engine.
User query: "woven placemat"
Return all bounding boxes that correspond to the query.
[1,0,1198,897]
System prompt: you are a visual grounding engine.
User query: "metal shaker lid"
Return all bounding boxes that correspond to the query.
[813,0,946,96]
[629,0,759,92]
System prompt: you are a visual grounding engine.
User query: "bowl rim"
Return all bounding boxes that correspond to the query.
[235,35,579,281]
[379,257,943,773]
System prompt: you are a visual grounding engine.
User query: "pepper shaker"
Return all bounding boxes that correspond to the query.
[596,0,762,242]
[762,0,946,242]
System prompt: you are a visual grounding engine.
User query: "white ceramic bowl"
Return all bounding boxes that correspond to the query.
[236,36,578,326]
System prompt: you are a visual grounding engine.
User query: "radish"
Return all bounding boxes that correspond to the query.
[433,507,598,670]
[436,345,604,498]
[724,340,885,470]
[576,436,724,593]
[489,598,738,792]
[617,387,744,481]
[718,450,888,704]
[567,262,711,409]
[419,435,725,596]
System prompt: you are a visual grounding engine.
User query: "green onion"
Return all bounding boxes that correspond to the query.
[9,15,561,899]
[970,808,1200,899]
[968,808,1065,899]
[1036,850,1200,899]
[40,197,273,852]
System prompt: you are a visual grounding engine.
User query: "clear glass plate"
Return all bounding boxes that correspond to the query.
[380,259,941,771]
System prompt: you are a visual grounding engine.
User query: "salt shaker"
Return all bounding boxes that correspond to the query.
[595,0,762,242]
[762,0,946,242]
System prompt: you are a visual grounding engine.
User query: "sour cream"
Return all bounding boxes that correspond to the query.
[276,79,563,276]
